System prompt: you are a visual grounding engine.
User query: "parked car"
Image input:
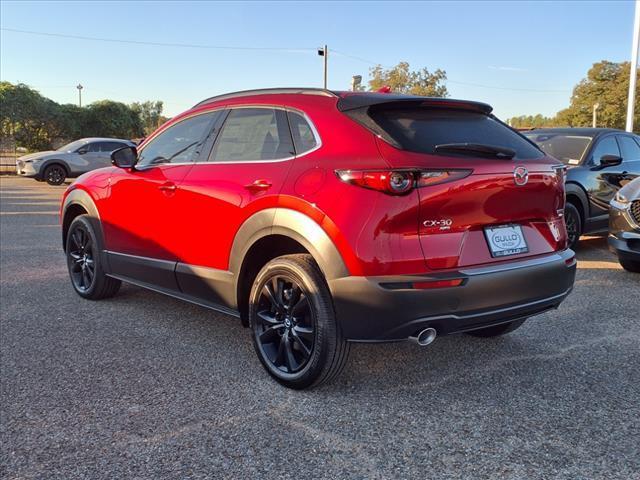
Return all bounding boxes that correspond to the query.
[609,177,640,272]
[61,88,576,389]
[16,137,135,185]
[523,128,640,249]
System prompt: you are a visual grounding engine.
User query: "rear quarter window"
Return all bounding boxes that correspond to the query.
[368,107,543,160]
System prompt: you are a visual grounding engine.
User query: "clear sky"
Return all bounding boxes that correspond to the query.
[0,0,636,119]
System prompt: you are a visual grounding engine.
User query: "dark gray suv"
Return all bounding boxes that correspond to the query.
[16,137,135,185]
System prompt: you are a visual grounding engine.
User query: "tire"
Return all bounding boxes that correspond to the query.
[248,254,349,389]
[619,258,640,273]
[66,215,121,300]
[43,164,66,185]
[564,202,582,250]
[466,319,527,338]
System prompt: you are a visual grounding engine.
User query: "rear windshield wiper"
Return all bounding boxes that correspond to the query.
[434,143,516,159]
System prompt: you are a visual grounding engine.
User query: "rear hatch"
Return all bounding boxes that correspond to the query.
[340,95,567,270]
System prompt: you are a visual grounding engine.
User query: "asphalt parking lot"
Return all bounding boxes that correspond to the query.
[1,176,639,480]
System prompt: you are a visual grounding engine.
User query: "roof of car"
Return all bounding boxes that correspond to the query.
[79,137,134,143]
[524,127,625,138]
[193,88,493,114]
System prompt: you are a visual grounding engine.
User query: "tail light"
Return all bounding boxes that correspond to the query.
[552,164,566,183]
[336,169,471,195]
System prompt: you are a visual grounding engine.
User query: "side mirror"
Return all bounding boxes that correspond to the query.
[599,154,623,167]
[111,146,138,169]
[77,148,88,155]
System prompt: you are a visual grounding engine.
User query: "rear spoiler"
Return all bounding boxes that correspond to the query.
[335,92,493,114]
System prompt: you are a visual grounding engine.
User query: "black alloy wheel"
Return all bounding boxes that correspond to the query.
[249,254,349,389]
[254,274,315,374]
[44,164,66,185]
[66,215,121,299]
[564,203,581,250]
[68,223,96,293]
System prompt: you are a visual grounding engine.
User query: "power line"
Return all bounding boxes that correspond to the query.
[0,27,316,52]
[332,49,570,93]
[2,26,571,93]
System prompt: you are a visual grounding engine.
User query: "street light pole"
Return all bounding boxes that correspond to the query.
[626,0,640,132]
[593,103,600,128]
[76,84,83,108]
[318,45,328,89]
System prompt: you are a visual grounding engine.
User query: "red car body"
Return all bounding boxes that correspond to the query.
[62,89,576,345]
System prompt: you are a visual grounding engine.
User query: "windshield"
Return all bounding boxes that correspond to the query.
[56,140,87,152]
[523,133,592,165]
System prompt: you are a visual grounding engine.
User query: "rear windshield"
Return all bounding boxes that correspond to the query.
[523,133,592,165]
[366,107,544,160]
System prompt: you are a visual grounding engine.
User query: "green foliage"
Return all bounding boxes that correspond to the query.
[0,82,161,150]
[83,100,144,138]
[368,61,448,97]
[507,61,640,129]
[131,100,166,135]
[508,114,556,129]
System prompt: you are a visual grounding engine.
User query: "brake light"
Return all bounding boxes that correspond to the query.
[336,169,472,195]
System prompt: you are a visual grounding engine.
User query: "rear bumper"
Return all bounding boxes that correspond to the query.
[329,249,576,342]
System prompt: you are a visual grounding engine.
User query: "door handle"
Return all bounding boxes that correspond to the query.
[158,182,177,192]
[244,180,272,191]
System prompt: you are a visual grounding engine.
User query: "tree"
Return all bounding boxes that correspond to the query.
[0,82,62,150]
[368,61,448,97]
[131,100,165,135]
[83,100,144,139]
[507,61,640,129]
[508,114,556,129]
[556,61,639,129]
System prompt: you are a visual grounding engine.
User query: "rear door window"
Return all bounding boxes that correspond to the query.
[367,107,543,160]
[101,141,127,152]
[210,108,294,162]
[287,111,318,154]
[617,135,640,161]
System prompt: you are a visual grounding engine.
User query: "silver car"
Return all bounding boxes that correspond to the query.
[15,137,135,185]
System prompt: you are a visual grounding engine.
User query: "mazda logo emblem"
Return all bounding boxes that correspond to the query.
[513,166,529,186]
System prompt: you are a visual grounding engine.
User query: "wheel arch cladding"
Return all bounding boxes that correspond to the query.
[565,182,589,220]
[61,189,104,254]
[230,208,350,326]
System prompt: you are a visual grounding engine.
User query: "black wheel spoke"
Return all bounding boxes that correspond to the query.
[292,324,313,339]
[262,284,279,309]
[257,310,279,325]
[291,293,308,316]
[283,336,297,371]
[259,324,285,343]
[274,277,285,307]
[291,330,312,357]
[274,335,286,367]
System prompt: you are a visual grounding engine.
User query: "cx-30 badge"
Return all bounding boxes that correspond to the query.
[513,166,529,186]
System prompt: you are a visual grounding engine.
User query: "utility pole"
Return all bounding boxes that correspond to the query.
[593,103,600,128]
[626,0,640,132]
[318,45,328,89]
[76,84,83,108]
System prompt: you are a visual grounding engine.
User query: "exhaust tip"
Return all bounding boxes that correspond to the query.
[410,327,437,346]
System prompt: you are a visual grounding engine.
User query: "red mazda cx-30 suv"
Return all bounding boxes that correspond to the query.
[61,89,576,389]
